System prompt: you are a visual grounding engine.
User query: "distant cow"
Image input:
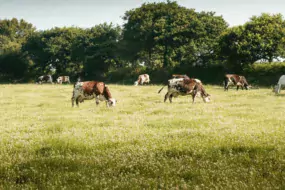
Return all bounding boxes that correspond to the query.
[56,76,70,84]
[224,74,250,91]
[273,75,285,94]
[134,74,150,86]
[158,78,210,103]
[37,75,53,84]
[71,81,116,107]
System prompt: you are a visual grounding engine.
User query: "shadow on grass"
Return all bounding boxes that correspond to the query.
[274,93,285,97]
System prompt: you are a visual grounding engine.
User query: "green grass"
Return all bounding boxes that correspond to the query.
[0,84,285,189]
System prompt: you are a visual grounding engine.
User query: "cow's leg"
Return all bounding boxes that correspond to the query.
[277,84,281,94]
[192,92,197,103]
[236,85,239,91]
[71,95,74,107]
[95,96,100,105]
[224,79,228,91]
[164,92,170,103]
[75,97,79,107]
[169,94,173,103]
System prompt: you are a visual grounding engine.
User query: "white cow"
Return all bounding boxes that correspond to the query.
[273,75,285,94]
[134,74,150,86]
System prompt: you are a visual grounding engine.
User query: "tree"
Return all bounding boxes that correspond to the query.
[0,18,35,80]
[122,1,228,69]
[219,13,285,71]
[22,27,83,76]
[71,23,121,79]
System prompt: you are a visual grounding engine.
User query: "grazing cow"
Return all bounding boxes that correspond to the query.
[56,76,70,84]
[134,74,150,86]
[158,78,210,103]
[224,74,250,91]
[37,75,53,84]
[273,75,285,94]
[71,81,116,107]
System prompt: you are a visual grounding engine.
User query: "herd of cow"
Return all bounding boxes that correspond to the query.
[36,73,285,107]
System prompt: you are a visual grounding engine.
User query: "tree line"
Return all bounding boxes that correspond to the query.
[0,1,285,83]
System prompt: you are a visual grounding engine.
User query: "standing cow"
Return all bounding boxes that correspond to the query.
[56,76,70,84]
[273,75,285,94]
[158,78,210,103]
[71,81,117,107]
[224,74,250,91]
[134,74,150,86]
[36,75,53,84]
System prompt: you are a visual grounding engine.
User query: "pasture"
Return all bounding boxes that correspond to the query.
[0,84,285,189]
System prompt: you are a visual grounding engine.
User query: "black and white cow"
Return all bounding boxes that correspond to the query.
[36,75,53,84]
[158,78,210,103]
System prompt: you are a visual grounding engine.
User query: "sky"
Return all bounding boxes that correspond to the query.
[0,0,284,30]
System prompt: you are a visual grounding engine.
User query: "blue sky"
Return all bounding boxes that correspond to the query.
[0,0,284,30]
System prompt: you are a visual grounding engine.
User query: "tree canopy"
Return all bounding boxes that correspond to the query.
[1,2,285,83]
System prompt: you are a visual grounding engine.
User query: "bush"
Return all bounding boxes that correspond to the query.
[244,62,285,86]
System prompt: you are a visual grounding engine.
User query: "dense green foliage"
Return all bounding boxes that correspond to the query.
[1,1,285,84]
[244,62,285,85]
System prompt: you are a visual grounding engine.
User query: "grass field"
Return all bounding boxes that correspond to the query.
[0,84,285,189]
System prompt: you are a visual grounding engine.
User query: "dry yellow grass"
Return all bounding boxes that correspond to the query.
[0,84,285,189]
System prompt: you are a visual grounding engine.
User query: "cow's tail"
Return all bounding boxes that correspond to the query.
[158,85,167,93]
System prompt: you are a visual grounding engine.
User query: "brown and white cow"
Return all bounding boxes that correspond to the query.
[224,74,250,91]
[56,76,70,84]
[158,78,210,103]
[71,81,116,107]
[134,74,150,86]
[36,75,53,84]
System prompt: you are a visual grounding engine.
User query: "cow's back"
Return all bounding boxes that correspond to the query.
[278,75,285,84]
[81,81,105,95]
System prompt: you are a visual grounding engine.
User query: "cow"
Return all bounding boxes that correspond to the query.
[134,74,150,86]
[36,75,53,84]
[224,74,250,91]
[71,81,116,107]
[56,76,70,84]
[273,75,285,94]
[158,78,210,103]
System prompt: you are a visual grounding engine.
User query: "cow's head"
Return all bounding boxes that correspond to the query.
[134,81,139,86]
[273,85,279,94]
[107,98,117,107]
[202,94,211,103]
[56,77,62,84]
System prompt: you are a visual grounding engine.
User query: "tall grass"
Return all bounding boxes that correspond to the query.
[0,84,285,189]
